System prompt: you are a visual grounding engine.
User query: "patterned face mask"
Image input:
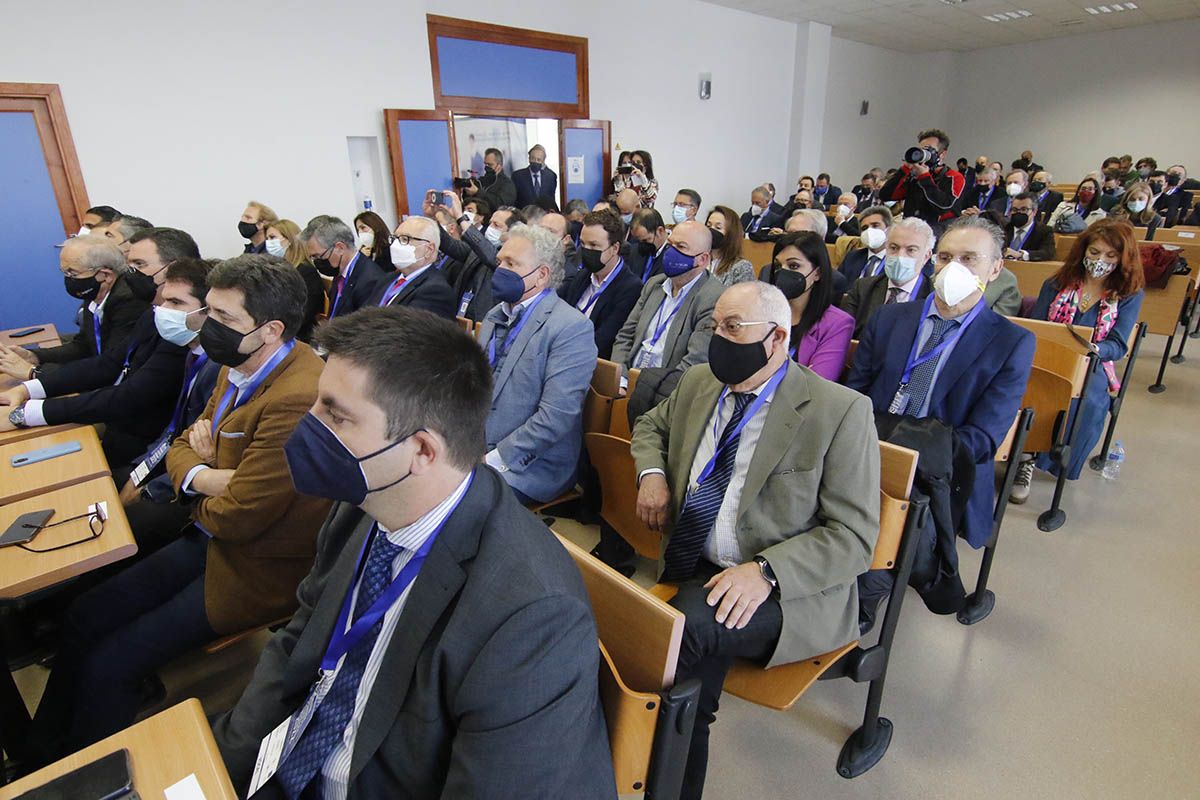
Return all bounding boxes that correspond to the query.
[1083,256,1116,279]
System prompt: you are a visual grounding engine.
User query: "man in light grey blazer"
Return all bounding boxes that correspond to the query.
[631,281,880,800]
[478,223,598,504]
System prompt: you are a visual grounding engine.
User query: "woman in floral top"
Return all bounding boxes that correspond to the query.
[612,149,658,208]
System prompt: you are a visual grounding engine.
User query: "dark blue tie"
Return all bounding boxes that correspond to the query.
[904,317,956,417]
[274,531,404,798]
[489,305,525,374]
[661,392,754,583]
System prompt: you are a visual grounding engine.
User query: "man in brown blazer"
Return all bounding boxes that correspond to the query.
[26,255,330,765]
[631,281,880,800]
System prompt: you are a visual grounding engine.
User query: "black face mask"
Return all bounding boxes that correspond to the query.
[238,221,259,240]
[708,325,777,385]
[529,163,543,173]
[1009,212,1030,229]
[1166,173,1181,187]
[1030,181,1046,193]
[1102,187,1118,196]
[313,258,339,278]
[637,240,657,257]
[772,268,808,300]
[64,273,101,301]
[198,317,264,368]
[580,247,608,274]
[1149,182,1164,194]
[125,267,163,303]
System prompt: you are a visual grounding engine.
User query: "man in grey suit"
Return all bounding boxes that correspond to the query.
[632,281,880,800]
[478,223,598,504]
[211,307,615,799]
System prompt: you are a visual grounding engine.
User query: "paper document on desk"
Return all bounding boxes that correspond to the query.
[164,773,207,800]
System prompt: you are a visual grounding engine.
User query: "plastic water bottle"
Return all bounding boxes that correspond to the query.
[363,196,373,211]
[1102,441,1125,480]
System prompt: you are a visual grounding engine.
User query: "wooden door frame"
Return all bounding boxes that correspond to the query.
[558,119,611,210]
[383,109,457,217]
[0,83,89,236]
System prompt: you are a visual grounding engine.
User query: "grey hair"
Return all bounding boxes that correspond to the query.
[66,235,127,273]
[726,281,793,349]
[751,185,770,201]
[942,215,1005,261]
[891,216,936,253]
[505,223,565,287]
[301,214,355,249]
[407,215,441,244]
[786,209,828,239]
[860,205,893,226]
[111,215,153,241]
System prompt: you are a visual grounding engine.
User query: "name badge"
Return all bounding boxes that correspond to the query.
[247,715,291,796]
[889,388,910,415]
[130,433,173,487]
[457,290,474,317]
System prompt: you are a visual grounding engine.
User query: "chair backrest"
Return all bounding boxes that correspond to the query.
[831,234,862,268]
[1020,366,1074,453]
[1006,317,1093,396]
[455,315,472,333]
[1153,226,1200,246]
[872,442,919,571]
[1054,235,1077,262]
[743,239,776,270]
[1138,273,1193,336]
[584,360,623,435]
[1006,260,1062,299]
[585,432,661,560]
[840,338,860,383]
[608,368,640,439]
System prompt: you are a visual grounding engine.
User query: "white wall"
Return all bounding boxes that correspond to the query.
[948,18,1200,184]
[0,0,795,256]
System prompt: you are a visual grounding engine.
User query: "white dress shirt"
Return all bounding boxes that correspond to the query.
[634,271,704,370]
[484,291,544,474]
[887,271,923,304]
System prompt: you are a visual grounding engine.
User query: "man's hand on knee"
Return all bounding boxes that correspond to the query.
[636,472,671,531]
[704,563,773,630]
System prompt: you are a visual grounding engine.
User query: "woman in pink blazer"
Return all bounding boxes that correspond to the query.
[760,231,854,381]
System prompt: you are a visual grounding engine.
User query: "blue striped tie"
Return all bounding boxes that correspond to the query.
[904,316,955,417]
[661,392,753,583]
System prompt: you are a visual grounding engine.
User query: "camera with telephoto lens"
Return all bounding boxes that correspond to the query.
[904,146,939,166]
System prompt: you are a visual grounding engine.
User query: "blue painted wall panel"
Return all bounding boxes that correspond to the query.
[397,120,453,217]
[0,112,77,331]
[437,37,577,104]
[564,127,604,208]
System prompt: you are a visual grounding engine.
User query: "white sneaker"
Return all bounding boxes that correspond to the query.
[1009,458,1034,504]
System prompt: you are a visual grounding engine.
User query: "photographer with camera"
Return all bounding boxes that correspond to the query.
[880,128,964,233]
[464,148,517,210]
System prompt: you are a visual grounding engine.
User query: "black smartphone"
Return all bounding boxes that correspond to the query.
[616,164,634,174]
[0,509,54,547]
[9,327,45,338]
[14,748,134,799]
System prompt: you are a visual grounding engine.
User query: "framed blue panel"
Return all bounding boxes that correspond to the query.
[397,119,453,218]
[563,127,605,208]
[0,112,78,330]
[436,37,577,104]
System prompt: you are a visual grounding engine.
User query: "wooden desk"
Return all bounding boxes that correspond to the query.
[0,477,135,600]
[0,323,60,349]
[0,699,238,800]
[0,426,110,506]
[0,422,82,448]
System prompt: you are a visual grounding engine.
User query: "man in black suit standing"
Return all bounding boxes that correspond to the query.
[741,185,786,238]
[512,144,559,209]
[212,308,615,799]
[811,173,843,210]
[560,211,642,359]
[1029,170,1063,223]
[367,216,457,318]
[466,148,517,211]
[1003,193,1057,262]
[303,216,387,319]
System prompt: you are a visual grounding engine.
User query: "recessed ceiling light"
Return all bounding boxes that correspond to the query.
[1059,18,1086,25]
[1086,7,1100,13]
[1124,2,1138,8]
[1099,5,1113,12]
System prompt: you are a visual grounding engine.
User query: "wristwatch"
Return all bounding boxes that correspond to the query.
[753,556,778,589]
[8,406,27,429]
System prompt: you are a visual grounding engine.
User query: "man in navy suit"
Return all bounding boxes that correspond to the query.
[303,216,386,319]
[512,144,559,209]
[846,215,1034,551]
[740,185,786,238]
[837,205,894,287]
[367,216,457,319]
[811,173,843,210]
[559,211,642,359]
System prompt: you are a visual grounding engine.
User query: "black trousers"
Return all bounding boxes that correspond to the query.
[668,562,783,800]
[28,532,216,764]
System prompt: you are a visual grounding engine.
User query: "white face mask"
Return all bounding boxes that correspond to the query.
[934,260,985,307]
[154,305,203,347]
[357,230,375,250]
[672,205,689,224]
[390,240,419,269]
[749,204,764,217]
[836,204,852,217]
[1128,199,1148,213]
[1083,256,1117,279]
[265,239,287,258]
[485,225,503,246]
[77,225,91,237]
[861,226,887,251]
[1006,182,1023,197]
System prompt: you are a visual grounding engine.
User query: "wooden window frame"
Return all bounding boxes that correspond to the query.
[427,14,589,119]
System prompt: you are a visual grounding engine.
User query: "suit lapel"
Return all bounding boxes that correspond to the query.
[929,307,1001,408]
[737,365,808,522]
[664,273,708,363]
[491,294,555,400]
[634,280,665,347]
[214,342,304,436]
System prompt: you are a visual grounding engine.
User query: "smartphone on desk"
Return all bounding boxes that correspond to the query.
[0,509,54,547]
[9,327,45,338]
[10,440,82,468]
[14,748,135,799]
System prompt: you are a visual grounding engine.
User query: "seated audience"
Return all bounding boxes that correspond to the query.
[838,205,893,284]
[1108,181,1161,239]
[811,172,843,210]
[846,215,1034,553]
[626,207,671,283]
[1153,166,1193,228]
[880,128,963,230]
[564,197,589,225]
[632,280,879,800]
[742,185,786,238]
[77,204,121,235]
[1002,169,1029,216]
[560,211,642,359]
[705,206,755,285]
[366,216,457,318]
[760,232,854,381]
[852,172,880,208]
[614,188,641,227]
[1012,149,1042,175]
[1004,192,1057,262]
[1100,171,1127,212]
[777,188,815,225]
[841,217,936,337]
[479,224,597,504]
[238,201,278,255]
[957,167,1006,217]
[522,204,548,225]
[673,188,702,224]
[1030,170,1062,222]
[95,214,153,255]
[438,193,525,321]
[826,193,861,243]
[265,218,326,342]
[303,215,387,319]
[464,197,492,231]
[537,211,582,276]
[0,236,148,376]
[1048,177,1102,228]
[210,307,615,799]
[612,149,658,208]
[1127,156,1157,187]
[25,256,331,763]
[354,210,395,271]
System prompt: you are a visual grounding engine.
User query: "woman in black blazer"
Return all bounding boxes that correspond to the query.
[354,210,394,271]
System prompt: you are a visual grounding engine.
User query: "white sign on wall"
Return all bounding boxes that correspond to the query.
[567,156,585,185]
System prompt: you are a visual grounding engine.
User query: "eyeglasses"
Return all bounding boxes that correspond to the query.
[934,252,991,269]
[17,505,107,553]
[713,319,777,337]
[388,235,433,246]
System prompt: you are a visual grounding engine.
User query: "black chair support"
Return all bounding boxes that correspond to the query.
[1089,322,1148,471]
[1039,354,1100,532]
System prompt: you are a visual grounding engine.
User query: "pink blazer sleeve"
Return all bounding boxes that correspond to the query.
[803,305,855,382]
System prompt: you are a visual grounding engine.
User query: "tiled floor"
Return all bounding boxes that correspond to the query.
[12,333,1200,798]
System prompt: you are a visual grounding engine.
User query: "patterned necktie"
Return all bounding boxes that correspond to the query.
[274,532,404,798]
[885,286,902,305]
[661,392,754,583]
[903,317,956,417]
[490,306,526,372]
[867,255,882,277]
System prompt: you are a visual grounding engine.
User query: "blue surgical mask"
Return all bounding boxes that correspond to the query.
[883,254,918,284]
[672,205,689,224]
[284,412,417,505]
[491,265,541,304]
[659,244,700,278]
[621,212,633,225]
[265,239,287,258]
[153,305,204,347]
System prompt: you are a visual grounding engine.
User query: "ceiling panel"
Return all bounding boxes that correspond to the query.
[702,0,1200,52]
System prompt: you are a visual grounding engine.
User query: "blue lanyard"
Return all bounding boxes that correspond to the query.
[169,353,208,434]
[321,471,474,671]
[645,279,697,349]
[642,249,660,283]
[867,253,885,277]
[891,268,925,300]
[92,311,102,353]
[330,253,360,317]
[211,341,294,435]
[692,363,788,489]
[900,294,985,385]
[487,290,550,366]
[433,254,449,270]
[1013,224,1034,251]
[977,187,994,209]
[578,260,624,315]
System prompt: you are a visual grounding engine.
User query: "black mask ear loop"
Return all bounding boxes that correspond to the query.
[362,428,426,496]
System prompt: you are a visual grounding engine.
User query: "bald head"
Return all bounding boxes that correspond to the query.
[615,189,640,216]
[666,220,712,278]
[537,212,571,248]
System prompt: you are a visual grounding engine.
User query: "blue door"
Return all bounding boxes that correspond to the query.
[560,120,611,209]
[385,110,456,218]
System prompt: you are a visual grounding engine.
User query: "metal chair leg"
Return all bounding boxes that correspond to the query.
[1039,356,1097,532]
[1148,333,1174,394]
[1090,323,1147,471]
